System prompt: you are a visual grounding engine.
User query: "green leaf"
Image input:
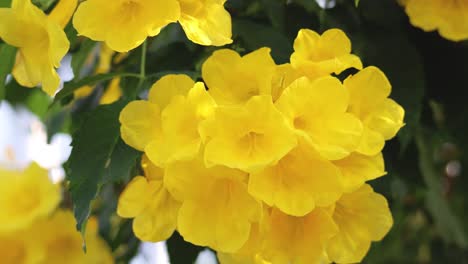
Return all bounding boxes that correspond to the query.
[0,0,11,7]
[291,0,321,12]
[25,89,52,119]
[260,0,285,31]
[64,23,79,47]
[71,39,97,77]
[355,0,360,7]
[233,18,293,64]
[167,232,204,264]
[415,129,467,248]
[0,44,17,100]
[52,72,139,106]
[32,0,55,10]
[102,138,140,184]
[358,0,407,29]
[67,100,128,238]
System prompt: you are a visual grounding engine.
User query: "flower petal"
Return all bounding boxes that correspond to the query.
[179,0,232,46]
[119,101,161,151]
[148,74,195,109]
[327,184,393,263]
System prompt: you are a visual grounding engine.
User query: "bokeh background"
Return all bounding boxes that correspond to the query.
[1,0,468,263]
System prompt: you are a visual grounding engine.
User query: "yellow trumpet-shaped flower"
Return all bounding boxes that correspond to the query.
[120,75,215,166]
[119,100,162,152]
[201,95,297,173]
[261,208,338,264]
[0,210,113,264]
[217,222,271,264]
[48,0,78,28]
[275,76,363,160]
[0,231,42,264]
[401,0,468,41]
[165,158,262,252]
[73,0,233,51]
[290,29,362,80]
[216,206,274,264]
[30,210,114,264]
[327,184,393,263]
[202,48,277,105]
[345,66,405,156]
[145,82,216,167]
[333,152,386,192]
[218,254,271,264]
[178,0,232,46]
[100,78,122,105]
[117,156,180,242]
[119,74,195,152]
[73,0,181,52]
[0,163,60,233]
[249,141,343,217]
[271,63,302,102]
[96,44,115,74]
[0,0,71,95]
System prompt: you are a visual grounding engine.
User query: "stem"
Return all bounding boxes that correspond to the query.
[137,41,147,89]
[120,73,142,79]
[0,80,5,101]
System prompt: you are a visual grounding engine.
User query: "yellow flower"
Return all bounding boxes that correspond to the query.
[73,0,180,52]
[217,212,270,264]
[201,95,297,173]
[30,210,114,264]
[333,152,386,192]
[165,158,262,252]
[271,63,302,102]
[275,76,363,160]
[0,232,42,264]
[99,78,122,105]
[120,74,194,152]
[96,44,115,74]
[202,48,277,105]
[218,253,271,264]
[73,0,233,51]
[145,82,216,167]
[261,208,338,264]
[345,66,405,156]
[120,74,214,167]
[178,0,232,46]
[74,85,94,99]
[0,0,71,95]
[0,163,60,233]
[401,0,468,41]
[48,0,78,28]
[290,29,362,80]
[117,156,180,242]
[249,141,343,217]
[120,99,162,151]
[327,184,393,263]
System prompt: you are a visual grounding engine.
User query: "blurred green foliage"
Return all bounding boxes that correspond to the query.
[1,0,468,263]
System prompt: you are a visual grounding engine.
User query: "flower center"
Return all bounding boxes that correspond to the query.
[293,116,307,130]
[121,0,142,18]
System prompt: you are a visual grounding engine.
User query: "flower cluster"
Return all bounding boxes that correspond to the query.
[118,28,405,263]
[0,163,113,263]
[0,0,232,96]
[0,0,74,95]
[73,0,232,52]
[400,0,468,41]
